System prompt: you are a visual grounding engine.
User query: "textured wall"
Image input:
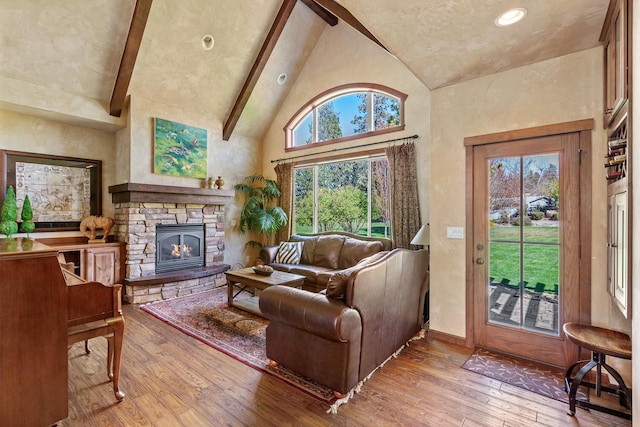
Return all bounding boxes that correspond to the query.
[430,47,629,339]
[117,94,260,269]
[262,22,431,227]
[0,109,116,238]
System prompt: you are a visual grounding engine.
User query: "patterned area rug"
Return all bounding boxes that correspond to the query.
[462,348,588,402]
[140,287,337,405]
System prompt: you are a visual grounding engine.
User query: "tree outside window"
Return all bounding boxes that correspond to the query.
[293,158,389,238]
[288,84,406,148]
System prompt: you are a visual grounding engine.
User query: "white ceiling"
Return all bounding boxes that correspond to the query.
[343,0,609,89]
[0,0,610,139]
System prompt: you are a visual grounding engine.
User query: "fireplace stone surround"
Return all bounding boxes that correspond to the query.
[109,183,234,304]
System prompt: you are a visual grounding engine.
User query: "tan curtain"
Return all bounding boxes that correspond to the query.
[386,143,421,248]
[274,162,293,243]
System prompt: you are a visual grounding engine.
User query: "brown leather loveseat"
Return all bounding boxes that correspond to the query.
[259,248,429,396]
[259,231,392,292]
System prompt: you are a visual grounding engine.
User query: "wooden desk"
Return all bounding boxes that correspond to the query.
[0,238,68,426]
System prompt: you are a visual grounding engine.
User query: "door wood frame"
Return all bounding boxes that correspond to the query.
[463,119,593,351]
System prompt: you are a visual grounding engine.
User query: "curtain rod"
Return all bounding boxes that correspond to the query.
[271,134,418,163]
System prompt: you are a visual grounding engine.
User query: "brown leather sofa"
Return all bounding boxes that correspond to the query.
[259,231,392,292]
[258,248,429,395]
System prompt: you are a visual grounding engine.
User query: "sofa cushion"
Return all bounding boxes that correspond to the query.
[312,235,345,269]
[271,263,294,273]
[326,251,389,299]
[289,264,334,284]
[274,241,303,264]
[338,237,384,269]
[289,235,319,265]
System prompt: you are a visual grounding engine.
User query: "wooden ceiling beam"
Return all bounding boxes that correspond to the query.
[223,0,297,141]
[299,0,338,26]
[310,0,387,52]
[109,0,153,117]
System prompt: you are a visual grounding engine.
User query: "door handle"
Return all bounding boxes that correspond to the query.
[476,258,484,265]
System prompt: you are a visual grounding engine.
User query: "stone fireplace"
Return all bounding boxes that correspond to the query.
[109,183,234,304]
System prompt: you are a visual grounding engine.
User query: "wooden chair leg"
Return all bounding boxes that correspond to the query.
[84,339,91,354]
[106,335,114,380]
[108,318,125,401]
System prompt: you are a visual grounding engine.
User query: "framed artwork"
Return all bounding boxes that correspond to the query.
[0,150,102,232]
[154,118,207,178]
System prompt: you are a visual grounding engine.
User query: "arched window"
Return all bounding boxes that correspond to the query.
[285,83,407,150]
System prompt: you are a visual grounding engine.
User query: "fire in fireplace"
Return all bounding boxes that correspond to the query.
[156,224,205,273]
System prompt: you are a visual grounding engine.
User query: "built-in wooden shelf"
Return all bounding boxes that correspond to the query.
[108,183,235,205]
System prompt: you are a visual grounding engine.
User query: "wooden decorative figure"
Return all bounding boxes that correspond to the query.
[80,215,115,243]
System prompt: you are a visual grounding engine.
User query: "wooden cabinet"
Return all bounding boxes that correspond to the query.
[0,238,68,426]
[601,0,628,127]
[602,0,632,318]
[85,245,122,285]
[607,186,629,317]
[39,238,125,286]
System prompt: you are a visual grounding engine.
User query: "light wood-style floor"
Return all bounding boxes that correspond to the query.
[62,303,631,426]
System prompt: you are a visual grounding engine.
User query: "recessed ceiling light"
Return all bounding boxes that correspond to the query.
[201,34,214,50]
[495,8,527,27]
[277,73,288,85]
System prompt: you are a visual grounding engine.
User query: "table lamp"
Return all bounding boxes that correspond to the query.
[410,224,430,249]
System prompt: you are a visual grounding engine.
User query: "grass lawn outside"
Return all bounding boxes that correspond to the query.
[294,221,558,294]
[489,224,559,295]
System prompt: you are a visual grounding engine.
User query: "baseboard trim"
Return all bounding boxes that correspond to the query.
[428,328,469,347]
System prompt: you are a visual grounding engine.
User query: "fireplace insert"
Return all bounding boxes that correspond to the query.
[156,224,205,273]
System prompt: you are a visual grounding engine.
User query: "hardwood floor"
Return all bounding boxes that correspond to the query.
[62,303,631,426]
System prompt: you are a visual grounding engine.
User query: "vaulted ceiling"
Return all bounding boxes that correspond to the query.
[0,0,609,140]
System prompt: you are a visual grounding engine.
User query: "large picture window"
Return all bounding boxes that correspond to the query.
[293,156,389,238]
[285,84,407,150]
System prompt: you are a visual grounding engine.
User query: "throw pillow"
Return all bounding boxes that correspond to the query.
[274,241,304,264]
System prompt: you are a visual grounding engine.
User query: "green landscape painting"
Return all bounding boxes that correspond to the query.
[154,118,207,178]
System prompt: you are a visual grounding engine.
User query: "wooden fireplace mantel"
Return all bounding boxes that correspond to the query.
[109,183,235,205]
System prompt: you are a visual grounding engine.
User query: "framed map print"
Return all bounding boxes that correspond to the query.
[0,150,102,231]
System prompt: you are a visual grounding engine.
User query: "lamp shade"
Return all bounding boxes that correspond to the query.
[410,225,430,246]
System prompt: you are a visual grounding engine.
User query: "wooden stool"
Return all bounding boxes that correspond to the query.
[563,323,631,420]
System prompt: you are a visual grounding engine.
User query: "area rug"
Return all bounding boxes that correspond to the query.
[462,348,588,403]
[140,287,338,401]
[141,286,423,413]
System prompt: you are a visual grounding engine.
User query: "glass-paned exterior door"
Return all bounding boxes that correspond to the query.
[487,154,560,335]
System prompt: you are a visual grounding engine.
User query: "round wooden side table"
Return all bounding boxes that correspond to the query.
[562,322,632,420]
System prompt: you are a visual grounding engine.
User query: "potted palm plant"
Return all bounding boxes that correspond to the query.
[235,174,288,249]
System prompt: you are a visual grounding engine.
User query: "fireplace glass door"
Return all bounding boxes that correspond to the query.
[156,224,205,273]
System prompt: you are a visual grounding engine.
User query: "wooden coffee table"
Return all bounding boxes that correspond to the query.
[225,267,305,316]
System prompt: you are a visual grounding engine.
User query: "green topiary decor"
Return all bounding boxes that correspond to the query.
[20,194,36,236]
[0,186,19,238]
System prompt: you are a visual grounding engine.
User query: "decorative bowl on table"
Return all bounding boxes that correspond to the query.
[253,265,274,276]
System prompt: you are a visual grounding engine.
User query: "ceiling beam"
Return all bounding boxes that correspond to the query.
[310,0,387,52]
[299,0,338,26]
[109,0,153,117]
[223,0,297,141]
